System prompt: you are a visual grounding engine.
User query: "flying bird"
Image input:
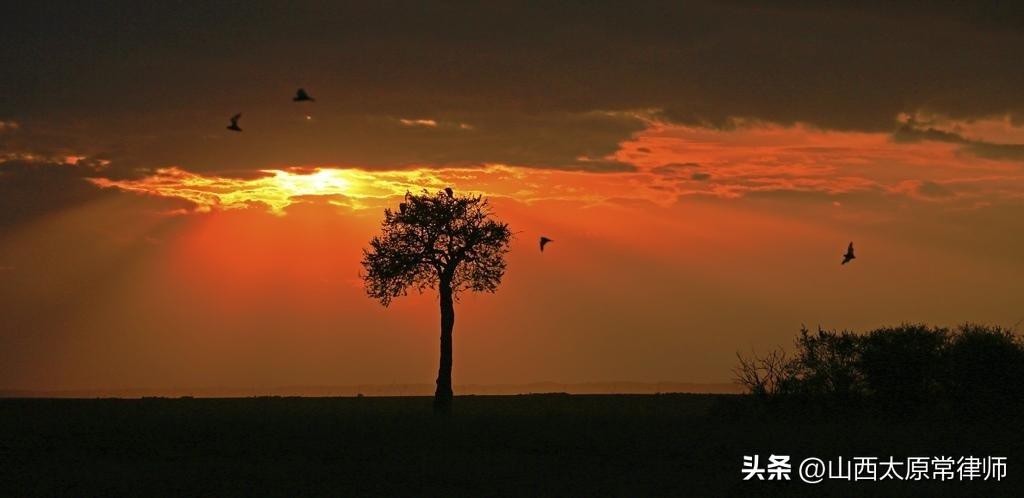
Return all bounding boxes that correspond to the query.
[842,242,856,265]
[444,187,454,197]
[539,236,553,252]
[226,113,242,132]
[293,88,315,102]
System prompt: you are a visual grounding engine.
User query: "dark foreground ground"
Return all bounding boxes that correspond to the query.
[1,394,1022,496]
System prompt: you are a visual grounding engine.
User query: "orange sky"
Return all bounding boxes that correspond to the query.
[2,2,1024,394]
[3,120,1024,392]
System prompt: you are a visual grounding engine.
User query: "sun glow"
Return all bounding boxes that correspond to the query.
[91,168,368,213]
[87,121,1024,217]
[272,169,352,196]
[89,166,493,214]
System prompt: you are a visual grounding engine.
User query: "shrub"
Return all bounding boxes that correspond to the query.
[857,324,947,407]
[945,323,1024,405]
[733,348,791,400]
[735,322,1024,409]
[788,326,863,401]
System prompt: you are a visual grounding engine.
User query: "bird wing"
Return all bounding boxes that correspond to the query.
[231,113,241,123]
[847,242,854,254]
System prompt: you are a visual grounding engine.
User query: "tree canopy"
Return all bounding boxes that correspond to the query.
[361,189,513,306]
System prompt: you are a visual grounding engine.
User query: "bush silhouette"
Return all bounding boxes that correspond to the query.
[788,326,862,402]
[945,324,1024,406]
[858,324,947,408]
[736,323,1024,409]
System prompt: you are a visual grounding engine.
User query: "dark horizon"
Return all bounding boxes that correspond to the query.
[0,380,744,399]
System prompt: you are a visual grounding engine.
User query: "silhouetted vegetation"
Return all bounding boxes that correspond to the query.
[736,323,1024,411]
[361,189,512,413]
[2,395,1020,496]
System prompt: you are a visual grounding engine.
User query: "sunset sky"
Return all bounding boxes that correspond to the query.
[2,2,1023,393]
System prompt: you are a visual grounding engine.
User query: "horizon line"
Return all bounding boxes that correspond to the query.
[0,381,743,398]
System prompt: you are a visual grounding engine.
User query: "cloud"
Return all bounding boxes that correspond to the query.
[964,142,1024,162]
[893,119,1024,162]
[650,163,700,176]
[0,148,193,230]
[0,110,644,175]
[398,118,438,128]
[916,181,955,199]
[397,117,477,132]
[73,116,1024,218]
[891,124,965,145]
[5,2,1024,178]
[617,121,1024,206]
[0,158,116,230]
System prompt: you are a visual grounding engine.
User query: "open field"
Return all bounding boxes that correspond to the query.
[1,394,1022,496]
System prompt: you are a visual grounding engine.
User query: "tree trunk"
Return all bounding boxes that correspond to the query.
[434,278,455,414]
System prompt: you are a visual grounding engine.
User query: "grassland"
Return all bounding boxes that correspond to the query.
[1,394,1021,496]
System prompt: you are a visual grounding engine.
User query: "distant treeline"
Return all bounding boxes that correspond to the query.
[735,323,1024,409]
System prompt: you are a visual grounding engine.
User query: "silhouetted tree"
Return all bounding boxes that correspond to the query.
[736,322,1024,411]
[361,189,512,413]
[857,324,947,408]
[734,348,792,400]
[789,326,863,402]
[945,324,1024,406]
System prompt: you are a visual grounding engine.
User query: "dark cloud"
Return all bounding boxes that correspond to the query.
[0,158,115,230]
[964,142,1024,162]
[1,110,644,175]
[691,172,712,181]
[651,163,701,176]
[4,1,1024,176]
[891,124,965,145]
[916,181,955,199]
[893,122,1024,161]
[0,156,191,231]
